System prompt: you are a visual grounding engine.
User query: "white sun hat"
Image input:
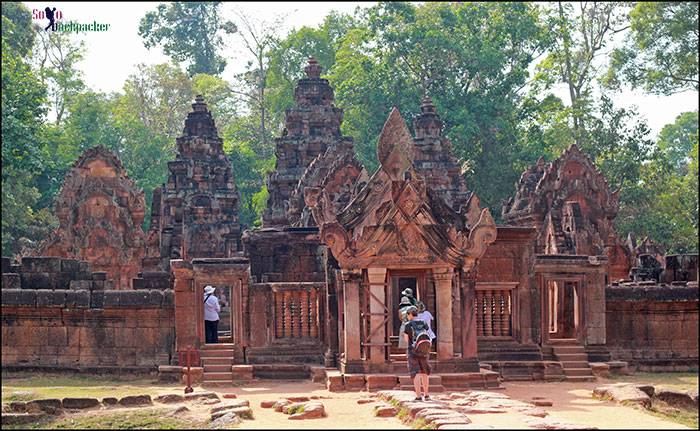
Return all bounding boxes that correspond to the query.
[204,285,216,295]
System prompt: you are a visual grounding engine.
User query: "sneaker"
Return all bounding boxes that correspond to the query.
[413,396,423,401]
[423,394,431,401]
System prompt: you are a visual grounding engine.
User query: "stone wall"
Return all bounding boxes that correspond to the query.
[1,257,175,372]
[606,284,699,371]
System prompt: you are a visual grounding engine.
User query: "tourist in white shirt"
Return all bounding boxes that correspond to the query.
[204,285,221,344]
[415,301,436,341]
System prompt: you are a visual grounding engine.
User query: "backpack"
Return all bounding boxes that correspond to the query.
[410,321,432,357]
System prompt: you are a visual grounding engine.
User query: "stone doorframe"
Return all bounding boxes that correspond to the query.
[172,258,250,363]
[539,275,587,344]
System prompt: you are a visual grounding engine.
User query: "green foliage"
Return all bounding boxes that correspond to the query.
[605,2,699,95]
[1,2,35,57]
[656,111,699,173]
[138,2,235,76]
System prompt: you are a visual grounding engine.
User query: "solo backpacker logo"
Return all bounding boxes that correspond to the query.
[33,6,111,33]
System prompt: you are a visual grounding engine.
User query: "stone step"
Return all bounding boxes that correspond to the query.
[201,380,233,387]
[551,345,586,354]
[555,353,588,362]
[200,349,235,358]
[389,352,437,361]
[547,338,579,345]
[561,361,590,369]
[247,355,323,365]
[398,375,443,385]
[252,363,310,380]
[563,368,594,377]
[203,364,231,372]
[201,343,236,350]
[201,357,233,365]
[204,372,233,380]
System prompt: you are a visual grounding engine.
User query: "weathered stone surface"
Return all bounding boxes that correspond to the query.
[357,398,374,404]
[531,399,553,407]
[184,391,219,402]
[211,406,252,421]
[593,383,650,408]
[287,396,310,402]
[222,394,238,399]
[209,411,241,428]
[34,146,146,289]
[654,388,696,410]
[62,398,100,409]
[273,399,291,412]
[118,395,152,407]
[210,400,250,414]
[154,394,184,404]
[168,406,189,416]
[102,397,118,406]
[9,401,27,412]
[288,401,326,420]
[524,417,596,430]
[260,400,276,408]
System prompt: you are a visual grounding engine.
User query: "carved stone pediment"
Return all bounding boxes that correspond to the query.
[307,107,496,270]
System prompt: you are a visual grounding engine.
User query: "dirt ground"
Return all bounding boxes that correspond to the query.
[3,372,697,429]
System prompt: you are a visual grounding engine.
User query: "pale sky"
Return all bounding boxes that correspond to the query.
[23,1,698,137]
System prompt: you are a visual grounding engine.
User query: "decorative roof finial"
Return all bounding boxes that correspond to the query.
[305,57,322,78]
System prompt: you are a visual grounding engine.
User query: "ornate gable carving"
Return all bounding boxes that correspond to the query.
[306,108,496,270]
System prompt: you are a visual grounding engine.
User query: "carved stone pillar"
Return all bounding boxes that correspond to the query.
[434,267,454,361]
[341,269,363,372]
[172,259,195,353]
[366,267,388,364]
[461,267,478,359]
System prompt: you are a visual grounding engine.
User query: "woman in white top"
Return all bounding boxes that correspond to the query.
[415,302,436,341]
[204,285,221,343]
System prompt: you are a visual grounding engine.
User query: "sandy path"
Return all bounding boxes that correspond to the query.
[206,380,409,429]
[503,380,690,429]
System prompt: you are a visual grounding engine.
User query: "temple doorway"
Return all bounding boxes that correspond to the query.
[389,270,426,336]
[204,285,234,344]
[546,280,580,340]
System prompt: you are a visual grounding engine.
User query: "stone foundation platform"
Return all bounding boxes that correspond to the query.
[325,368,501,392]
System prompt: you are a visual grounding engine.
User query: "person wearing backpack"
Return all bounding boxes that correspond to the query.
[203,285,221,344]
[403,306,432,401]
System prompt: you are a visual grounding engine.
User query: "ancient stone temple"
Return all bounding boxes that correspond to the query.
[262,57,349,227]
[36,145,146,289]
[143,95,241,272]
[306,107,497,373]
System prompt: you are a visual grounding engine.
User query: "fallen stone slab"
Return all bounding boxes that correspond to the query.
[26,399,62,414]
[62,398,100,409]
[210,411,241,428]
[403,402,451,417]
[1,412,47,426]
[431,417,473,427]
[222,394,237,399]
[9,401,27,412]
[118,395,152,407]
[210,400,251,414]
[274,399,291,412]
[375,404,398,417]
[654,388,696,410]
[288,401,326,419]
[524,417,596,429]
[455,405,507,414]
[211,406,253,421]
[467,391,510,400]
[531,399,553,407]
[260,400,276,408]
[357,398,374,404]
[516,406,548,417]
[415,408,459,420]
[154,394,184,404]
[168,406,189,416]
[282,402,305,414]
[184,391,220,402]
[593,383,650,408]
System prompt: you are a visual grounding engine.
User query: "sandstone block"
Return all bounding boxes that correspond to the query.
[26,399,62,414]
[366,374,398,391]
[1,289,36,306]
[154,394,184,404]
[102,397,118,406]
[375,404,398,417]
[69,280,92,290]
[288,401,325,419]
[287,396,310,402]
[22,257,61,273]
[118,395,152,407]
[654,388,696,410]
[260,400,276,408]
[2,273,20,290]
[36,290,66,307]
[65,290,90,308]
[184,391,219,402]
[593,383,650,408]
[1,412,48,426]
[62,398,100,409]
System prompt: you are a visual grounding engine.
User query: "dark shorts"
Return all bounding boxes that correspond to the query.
[407,353,431,378]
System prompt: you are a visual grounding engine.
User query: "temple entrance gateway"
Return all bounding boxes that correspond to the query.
[546,280,580,340]
[390,270,425,336]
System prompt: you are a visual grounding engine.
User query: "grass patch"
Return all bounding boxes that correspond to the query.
[606,372,698,391]
[411,418,435,429]
[2,408,206,430]
[1,372,181,404]
[646,400,699,429]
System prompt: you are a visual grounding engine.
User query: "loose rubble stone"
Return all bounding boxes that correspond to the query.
[654,388,696,410]
[168,406,189,416]
[524,417,597,430]
[274,399,291,412]
[118,395,152,407]
[288,401,326,419]
[102,397,118,406]
[211,406,253,421]
[62,398,100,409]
[9,401,27,412]
[431,417,474,427]
[184,391,220,402]
[210,400,250,414]
[154,394,184,404]
[531,399,553,407]
[261,400,277,408]
[287,396,311,402]
[222,394,238,399]
[375,404,398,417]
[357,398,374,404]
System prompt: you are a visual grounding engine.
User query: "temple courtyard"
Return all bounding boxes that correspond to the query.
[2,371,697,429]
